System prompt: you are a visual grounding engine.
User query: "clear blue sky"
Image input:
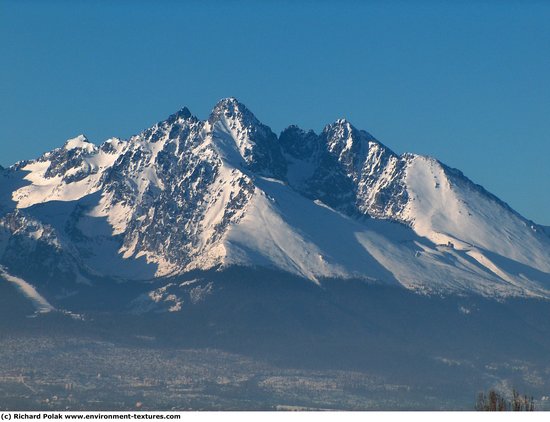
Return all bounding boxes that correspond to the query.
[1,0,549,225]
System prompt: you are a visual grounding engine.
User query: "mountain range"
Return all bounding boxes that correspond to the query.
[1,97,549,311]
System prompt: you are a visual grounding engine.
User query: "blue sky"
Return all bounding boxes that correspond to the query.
[1,0,549,224]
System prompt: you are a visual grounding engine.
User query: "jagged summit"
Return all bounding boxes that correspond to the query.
[208,97,267,132]
[206,97,286,178]
[210,97,248,118]
[164,106,194,124]
[1,99,549,302]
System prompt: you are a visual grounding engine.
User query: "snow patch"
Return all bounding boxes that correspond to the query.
[0,266,54,313]
[64,135,96,152]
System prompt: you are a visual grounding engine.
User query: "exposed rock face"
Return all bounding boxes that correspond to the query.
[1,98,549,300]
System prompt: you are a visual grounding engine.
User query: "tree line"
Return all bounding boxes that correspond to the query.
[475,389,535,411]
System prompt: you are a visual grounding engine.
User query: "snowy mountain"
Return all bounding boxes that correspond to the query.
[1,98,550,311]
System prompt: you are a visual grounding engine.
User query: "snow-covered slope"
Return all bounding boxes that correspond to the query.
[400,155,550,273]
[1,98,549,301]
[12,135,125,208]
[0,266,54,313]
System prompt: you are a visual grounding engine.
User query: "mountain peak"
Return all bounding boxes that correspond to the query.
[322,118,389,157]
[279,125,320,161]
[165,106,194,125]
[323,119,360,154]
[213,96,241,110]
[206,98,286,178]
[63,135,96,153]
[333,118,352,126]
[209,97,258,126]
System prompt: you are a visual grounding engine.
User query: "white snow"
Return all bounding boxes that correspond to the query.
[362,154,550,297]
[13,137,127,209]
[64,135,96,152]
[225,177,401,284]
[5,102,550,300]
[0,266,54,313]
[401,155,550,279]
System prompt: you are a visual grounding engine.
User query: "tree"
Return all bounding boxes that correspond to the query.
[475,389,534,411]
[512,389,535,411]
